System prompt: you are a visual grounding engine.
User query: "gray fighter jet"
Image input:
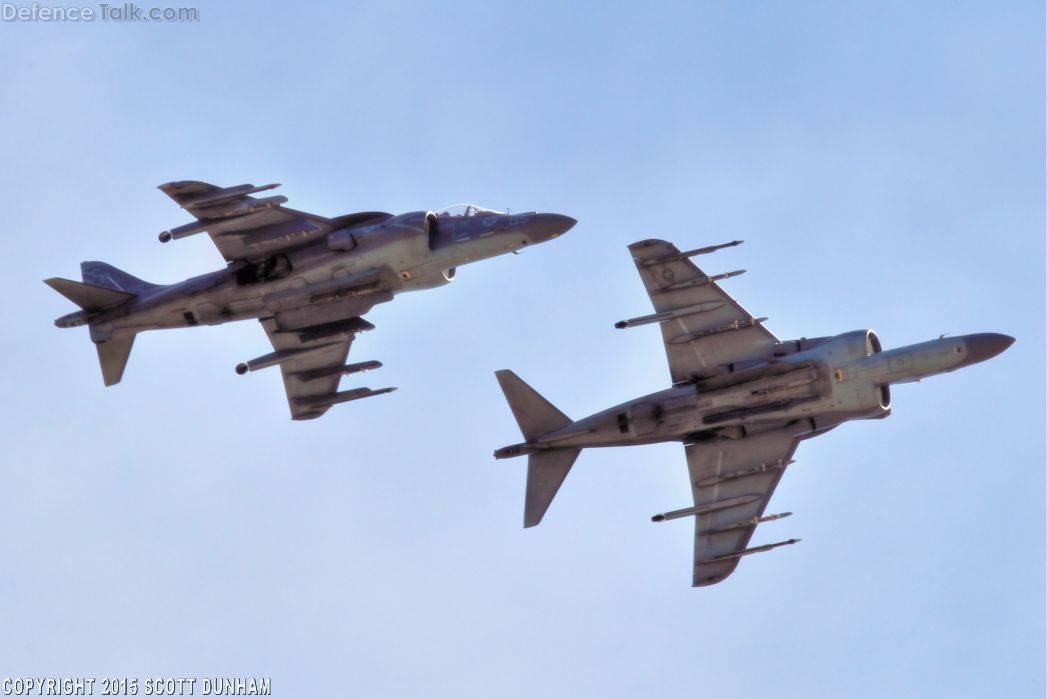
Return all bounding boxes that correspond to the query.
[45,181,575,419]
[494,239,1013,587]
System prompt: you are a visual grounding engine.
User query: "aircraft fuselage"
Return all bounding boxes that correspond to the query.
[496,330,1014,455]
[58,210,575,340]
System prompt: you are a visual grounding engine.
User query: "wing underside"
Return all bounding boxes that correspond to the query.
[258,315,393,420]
[156,180,403,418]
[624,239,806,585]
[157,180,335,262]
[684,426,801,586]
[626,239,778,383]
[157,180,391,263]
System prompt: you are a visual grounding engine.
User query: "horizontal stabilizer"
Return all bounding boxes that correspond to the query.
[525,448,581,528]
[495,370,572,441]
[44,277,134,311]
[96,333,136,386]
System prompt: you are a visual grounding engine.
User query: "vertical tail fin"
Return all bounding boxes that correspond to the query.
[44,264,145,387]
[494,370,579,527]
[80,261,159,294]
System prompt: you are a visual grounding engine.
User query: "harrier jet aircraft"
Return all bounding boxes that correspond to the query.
[494,239,1012,587]
[46,181,575,419]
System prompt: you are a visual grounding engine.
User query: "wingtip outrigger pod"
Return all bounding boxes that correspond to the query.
[617,241,747,327]
[641,239,743,265]
[157,181,285,243]
[698,538,800,565]
[294,386,397,409]
[157,181,281,204]
[180,182,281,207]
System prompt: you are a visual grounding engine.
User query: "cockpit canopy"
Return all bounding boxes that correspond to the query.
[436,203,503,218]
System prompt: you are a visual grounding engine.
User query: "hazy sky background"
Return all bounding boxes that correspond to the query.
[1,1,1043,696]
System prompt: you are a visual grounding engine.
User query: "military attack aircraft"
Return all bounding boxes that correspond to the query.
[494,239,1013,587]
[45,181,575,419]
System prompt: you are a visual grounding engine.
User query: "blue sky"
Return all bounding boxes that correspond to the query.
[1,1,1044,696]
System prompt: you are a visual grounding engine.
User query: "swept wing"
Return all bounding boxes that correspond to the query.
[157,180,389,262]
[627,240,801,585]
[625,239,777,383]
[679,428,800,586]
[257,315,394,421]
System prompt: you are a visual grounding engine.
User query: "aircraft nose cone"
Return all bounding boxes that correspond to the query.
[527,213,577,241]
[963,333,1015,365]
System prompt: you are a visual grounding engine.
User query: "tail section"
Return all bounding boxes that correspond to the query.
[45,261,151,387]
[495,369,573,440]
[44,277,134,312]
[80,261,159,294]
[494,370,580,527]
[95,333,136,386]
[524,448,581,527]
